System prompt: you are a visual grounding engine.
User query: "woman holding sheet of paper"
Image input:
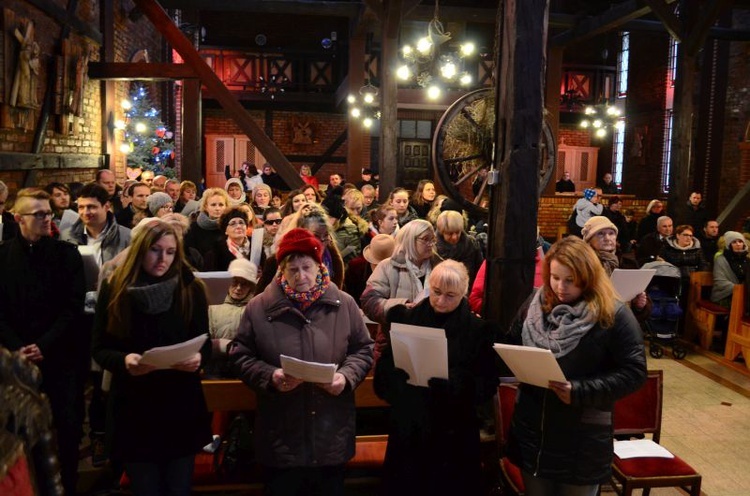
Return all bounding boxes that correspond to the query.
[231,228,373,495]
[505,236,646,496]
[91,218,212,495]
[374,260,499,496]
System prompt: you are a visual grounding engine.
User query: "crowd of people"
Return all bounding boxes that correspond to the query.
[0,162,746,495]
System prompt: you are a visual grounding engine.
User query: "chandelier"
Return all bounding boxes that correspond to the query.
[258,74,290,100]
[347,81,380,129]
[396,0,476,100]
[579,104,625,139]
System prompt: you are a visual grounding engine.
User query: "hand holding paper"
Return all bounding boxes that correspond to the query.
[139,335,208,369]
[493,343,566,388]
[390,323,448,387]
[280,354,337,384]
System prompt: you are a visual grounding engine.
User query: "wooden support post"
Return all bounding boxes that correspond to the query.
[378,0,401,202]
[668,38,696,214]
[485,0,549,329]
[133,0,304,190]
[100,0,115,174]
[347,34,366,181]
[181,79,202,185]
[543,45,563,196]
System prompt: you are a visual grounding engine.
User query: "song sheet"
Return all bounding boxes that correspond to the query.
[390,323,448,387]
[280,355,337,383]
[139,335,208,369]
[611,269,656,302]
[493,343,566,388]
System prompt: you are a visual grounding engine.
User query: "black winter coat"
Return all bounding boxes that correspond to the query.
[92,272,212,462]
[505,297,646,485]
[374,299,499,495]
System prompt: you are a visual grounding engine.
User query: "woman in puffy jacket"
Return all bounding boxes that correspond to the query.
[505,236,646,495]
[659,224,709,303]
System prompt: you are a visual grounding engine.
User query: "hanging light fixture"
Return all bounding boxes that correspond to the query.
[396,0,476,100]
[348,81,381,130]
[579,103,625,139]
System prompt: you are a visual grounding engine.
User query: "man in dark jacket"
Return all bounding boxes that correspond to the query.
[0,188,86,495]
[696,219,719,268]
[637,216,673,266]
[678,191,710,234]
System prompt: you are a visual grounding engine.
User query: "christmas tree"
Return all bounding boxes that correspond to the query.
[120,84,176,177]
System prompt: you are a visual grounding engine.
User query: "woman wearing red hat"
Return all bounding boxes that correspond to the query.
[231,228,374,495]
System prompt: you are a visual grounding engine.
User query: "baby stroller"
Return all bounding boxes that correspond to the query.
[641,261,687,359]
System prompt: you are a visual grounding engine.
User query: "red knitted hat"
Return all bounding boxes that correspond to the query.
[276,228,324,264]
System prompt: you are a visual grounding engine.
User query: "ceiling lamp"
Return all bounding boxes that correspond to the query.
[579,104,625,139]
[397,0,476,98]
[348,81,381,130]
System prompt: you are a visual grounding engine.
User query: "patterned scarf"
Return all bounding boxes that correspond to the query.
[277,263,331,312]
[522,288,596,358]
[226,237,250,259]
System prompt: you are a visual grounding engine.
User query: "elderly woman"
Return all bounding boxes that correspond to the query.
[184,187,229,256]
[505,237,646,495]
[361,219,443,325]
[207,258,257,377]
[660,224,709,301]
[374,260,498,495]
[711,231,748,308]
[231,228,373,495]
[204,207,264,272]
[251,183,273,219]
[92,219,212,495]
[435,210,483,289]
[225,178,247,207]
[146,192,174,218]
[582,216,650,321]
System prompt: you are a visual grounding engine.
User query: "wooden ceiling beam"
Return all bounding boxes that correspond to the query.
[132,0,304,190]
[157,0,361,17]
[25,0,102,43]
[642,0,683,42]
[684,0,735,56]
[88,62,197,81]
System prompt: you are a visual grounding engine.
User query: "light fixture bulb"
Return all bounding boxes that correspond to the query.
[440,62,457,80]
[580,120,590,128]
[363,117,373,128]
[427,85,441,100]
[396,65,411,80]
[584,106,596,115]
[119,143,131,153]
[121,99,132,110]
[347,95,356,104]
[459,73,472,86]
[606,106,617,116]
[460,42,476,57]
[114,119,126,130]
[363,93,375,104]
[351,108,361,118]
[135,122,147,133]
[402,45,413,56]
[416,37,432,55]
[592,119,603,128]
[595,128,607,138]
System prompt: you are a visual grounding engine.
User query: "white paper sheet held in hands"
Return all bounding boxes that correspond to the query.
[493,343,566,388]
[280,355,337,383]
[611,269,656,302]
[139,335,208,369]
[390,323,448,388]
[613,439,675,459]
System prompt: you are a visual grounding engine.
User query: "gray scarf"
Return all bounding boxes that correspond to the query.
[522,288,596,358]
[127,276,179,314]
[196,211,220,231]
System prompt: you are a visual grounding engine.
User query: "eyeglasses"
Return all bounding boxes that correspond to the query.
[264,218,283,225]
[20,211,53,220]
[159,205,174,211]
[417,236,436,245]
[228,220,247,227]
[679,233,694,238]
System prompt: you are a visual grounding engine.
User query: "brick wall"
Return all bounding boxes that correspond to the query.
[559,127,592,147]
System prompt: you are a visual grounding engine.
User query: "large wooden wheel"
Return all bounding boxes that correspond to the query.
[431,88,556,217]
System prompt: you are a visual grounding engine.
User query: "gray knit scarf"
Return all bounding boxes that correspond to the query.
[127,276,179,314]
[522,288,596,358]
[196,211,220,231]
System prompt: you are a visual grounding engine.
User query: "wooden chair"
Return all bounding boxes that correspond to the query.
[687,271,729,349]
[610,370,702,496]
[725,284,750,365]
[494,382,524,496]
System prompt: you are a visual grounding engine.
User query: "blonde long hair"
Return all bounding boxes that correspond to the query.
[106,219,204,337]
[541,236,619,328]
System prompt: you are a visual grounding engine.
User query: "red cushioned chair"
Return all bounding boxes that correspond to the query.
[494,382,524,496]
[610,369,702,496]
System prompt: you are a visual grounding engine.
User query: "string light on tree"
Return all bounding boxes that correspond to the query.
[119,85,176,177]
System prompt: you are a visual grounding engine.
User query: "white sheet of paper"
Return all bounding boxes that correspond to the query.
[195,271,233,305]
[390,323,448,387]
[139,335,208,369]
[280,355,337,383]
[78,246,101,292]
[493,343,567,388]
[611,269,656,302]
[614,439,675,459]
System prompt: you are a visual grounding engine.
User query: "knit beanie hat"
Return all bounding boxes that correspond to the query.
[228,258,259,283]
[581,215,618,242]
[147,192,172,214]
[723,231,746,250]
[276,228,324,264]
[583,188,597,201]
[440,197,463,213]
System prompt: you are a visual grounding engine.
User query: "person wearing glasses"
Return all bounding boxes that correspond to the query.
[660,224,709,304]
[0,188,86,495]
[205,207,264,273]
[361,219,443,326]
[146,192,174,218]
[261,207,283,258]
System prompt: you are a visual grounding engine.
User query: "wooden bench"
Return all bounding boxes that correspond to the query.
[726,284,750,366]
[686,271,729,350]
[194,375,390,490]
